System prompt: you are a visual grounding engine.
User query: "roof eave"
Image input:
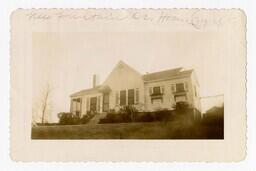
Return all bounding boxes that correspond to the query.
[143,72,193,83]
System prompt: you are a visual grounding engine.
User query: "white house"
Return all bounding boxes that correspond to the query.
[70,60,201,118]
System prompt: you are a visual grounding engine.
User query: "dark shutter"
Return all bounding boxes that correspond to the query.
[128,89,135,105]
[103,94,109,112]
[135,88,139,104]
[120,90,126,106]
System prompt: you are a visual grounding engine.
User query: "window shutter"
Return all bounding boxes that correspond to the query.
[128,89,135,105]
[149,87,153,95]
[161,86,165,94]
[171,84,175,92]
[115,91,119,105]
[120,90,126,106]
[135,88,139,104]
[97,96,101,112]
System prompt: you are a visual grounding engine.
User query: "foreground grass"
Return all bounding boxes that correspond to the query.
[31,120,223,139]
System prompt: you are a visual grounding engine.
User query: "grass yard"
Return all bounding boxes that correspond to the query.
[31,120,223,139]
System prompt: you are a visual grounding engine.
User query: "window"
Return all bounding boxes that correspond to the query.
[90,97,97,112]
[115,91,119,105]
[128,89,135,105]
[103,94,109,112]
[120,90,126,106]
[161,86,165,94]
[86,98,90,113]
[149,87,153,95]
[135,88,139,104]
[97,96,101,112]
[171,84,176,92]
[175,95,187,102]
[76,99,81,116]
[72,98,82,117]
[153,86,161,95]
[176,83,185,92]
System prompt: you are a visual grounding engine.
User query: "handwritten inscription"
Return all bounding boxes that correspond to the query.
[26,10,224,29]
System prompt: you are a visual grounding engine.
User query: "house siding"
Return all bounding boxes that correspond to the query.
[144,77,195,111]
[102,62,145,110]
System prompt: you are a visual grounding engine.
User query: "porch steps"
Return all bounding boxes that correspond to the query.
[88,112,107,124]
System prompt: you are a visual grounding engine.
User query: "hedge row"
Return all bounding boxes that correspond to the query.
[99,109,175,124]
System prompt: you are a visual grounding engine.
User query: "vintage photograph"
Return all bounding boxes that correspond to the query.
[11,9,246,162]
[31,31,224,139]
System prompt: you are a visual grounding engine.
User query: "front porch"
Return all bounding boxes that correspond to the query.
[70,85,112,117]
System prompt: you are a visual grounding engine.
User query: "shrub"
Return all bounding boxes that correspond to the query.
[80,114,92,124]
[99,106,173,124]
[134,110,173,122]
[134,112,154,122]
[172,102,189,114]
[99,105,138,124]
[154,109,173,121]
[58,112,80,125]
[99,113,131,124]
[120,105,138,121]
[57,112,96,125]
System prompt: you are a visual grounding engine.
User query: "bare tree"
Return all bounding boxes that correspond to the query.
[40,83,52,124]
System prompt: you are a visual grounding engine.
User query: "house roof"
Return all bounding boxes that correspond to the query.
[70,85,101,97]
[70,61,195,98]
[142,67,193,82]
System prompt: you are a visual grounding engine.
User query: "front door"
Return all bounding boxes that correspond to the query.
[90,97,97,113]
[103,93,109,112]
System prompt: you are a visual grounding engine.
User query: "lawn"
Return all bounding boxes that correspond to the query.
[31,120,223,139]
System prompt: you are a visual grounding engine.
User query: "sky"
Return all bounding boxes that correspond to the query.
[32,31,227,122]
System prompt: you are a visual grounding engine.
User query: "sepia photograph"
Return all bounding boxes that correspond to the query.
[10,9,246,161]
[31,31,224,139]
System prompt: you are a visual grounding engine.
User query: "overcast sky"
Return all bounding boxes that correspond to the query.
[32,31,227,122]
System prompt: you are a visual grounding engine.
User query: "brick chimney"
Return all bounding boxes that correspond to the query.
[93,74,97,88]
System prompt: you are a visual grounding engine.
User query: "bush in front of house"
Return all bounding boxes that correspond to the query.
[134,109,173,122]
[58,112,80,125]
[134,112,154,122]
[99,105,174,124]
[154,109,174,121]
[80,114,92,124]
[57,110,98,125]
[120,105,138,121]
[99,105,138,124]
[172,101,190,113]
[99,113,131,123]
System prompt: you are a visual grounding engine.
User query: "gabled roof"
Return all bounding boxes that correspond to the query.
[142,67,193,82]
[102,60,141,85]
[70,60,195,98]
